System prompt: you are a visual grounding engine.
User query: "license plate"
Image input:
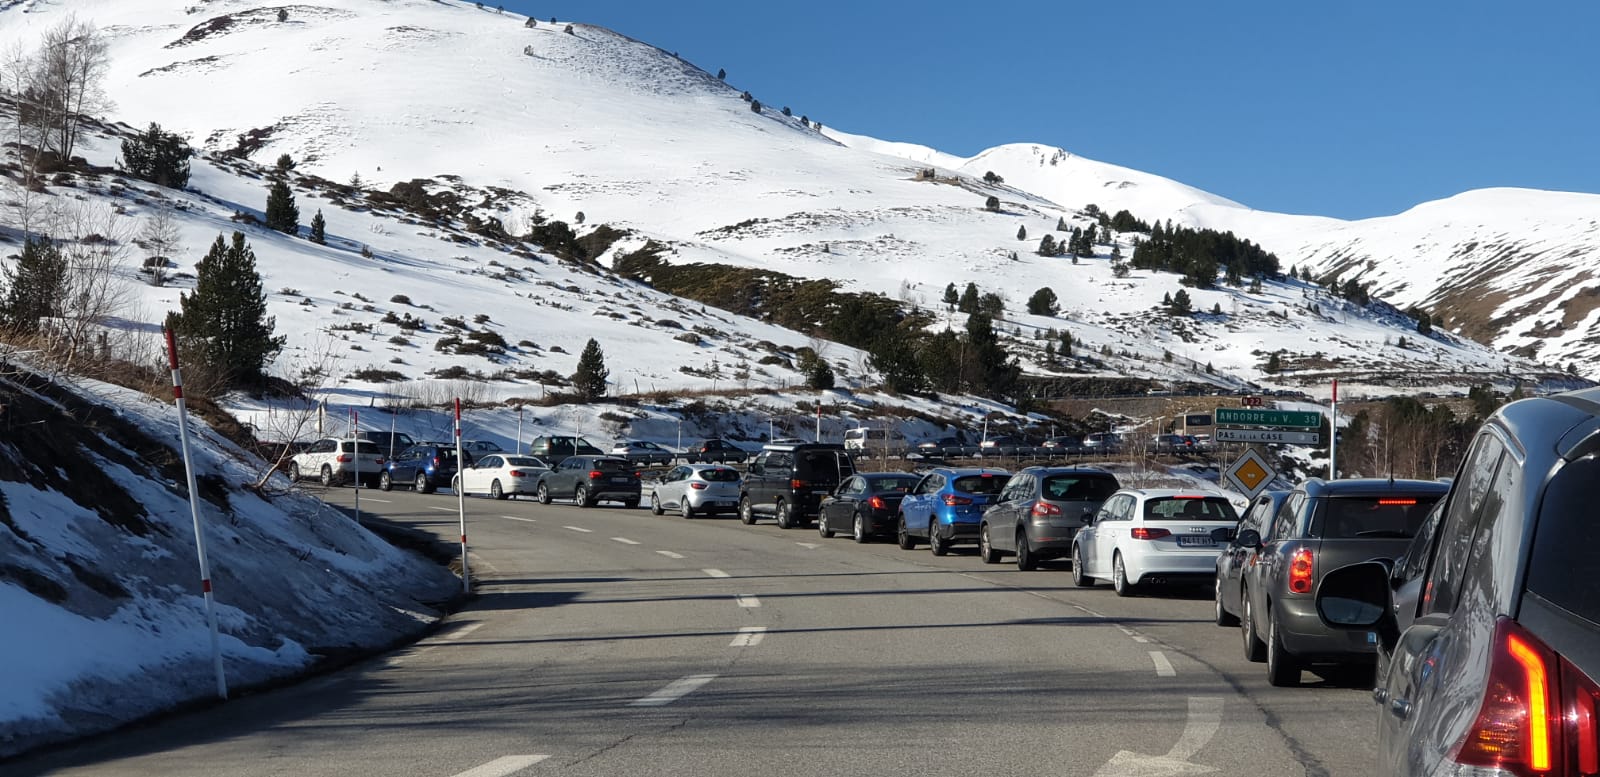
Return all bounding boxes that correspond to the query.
[611,476,630,483]
[1178,535,1215,547]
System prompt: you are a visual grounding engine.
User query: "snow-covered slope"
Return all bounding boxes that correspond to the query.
[0,0,1582,396]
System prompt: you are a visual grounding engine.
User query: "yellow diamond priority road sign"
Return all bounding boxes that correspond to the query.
[1224,448,1275,499]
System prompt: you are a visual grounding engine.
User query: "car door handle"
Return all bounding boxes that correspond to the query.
[1388,697,1411,720]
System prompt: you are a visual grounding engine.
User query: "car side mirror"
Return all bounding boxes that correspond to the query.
[1315,561,1399,650]
[1212,527,1237,543]
[1235,529,1262,549]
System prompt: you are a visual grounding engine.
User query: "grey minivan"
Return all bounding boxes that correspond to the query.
[978,466,1120,570]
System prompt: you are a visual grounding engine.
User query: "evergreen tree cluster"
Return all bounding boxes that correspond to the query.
[119,123,194,189]
[0,237,67,333]
[1127,215,1281,288]
[1026,286,1059,316]
[167,232,285,387]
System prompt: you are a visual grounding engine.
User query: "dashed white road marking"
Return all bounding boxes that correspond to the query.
[735,594,761,608]
[629,674,717,707]
[730,626,767,647]
[564,526,594,533]
[443,622,486,642]
[499,515,537,523]
[611,537,641,545]
[1116,625,1152,644]
[795,542,821,549]
[448,755,550,777]
[1150,650,1176,677]
[656,550,685,559]
[360,497,393,503]
[428,506,458,512]
[702,568,730,578]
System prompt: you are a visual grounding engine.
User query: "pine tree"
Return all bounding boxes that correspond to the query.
[1056,216,1068,231]
[1059,330,1073,357]
[309,209,326,244]
[797,349,835,390]
[169,232,285,386]
[275,153,295,174]
[0,237,67,333]
[571,338,610,400]
[1037,234,1056,256]
[942,283,959,308]
[265,179,299,234]
[1416,310,1433,335]
[958,282,980,314]
[717,68,726,80]
[1265,352,1282,373]
[984,195,1000,212]
[963,312,1020,399]
[1170,289,1193,315]
[1017,224,1027,241]
[1026,287,1059,316]
[277,8,288,22]
[120,123,193,189]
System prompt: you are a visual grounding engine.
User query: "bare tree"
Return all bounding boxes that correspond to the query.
[1,41,48,236]
[43,201,134,373]
[138,203,181,287]
[29,15,110,162]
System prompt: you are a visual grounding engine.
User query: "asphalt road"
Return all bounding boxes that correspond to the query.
[10,486,1377,777]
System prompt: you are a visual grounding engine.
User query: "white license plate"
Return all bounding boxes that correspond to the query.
[1177,536,1215,547]
[611,476,630,483]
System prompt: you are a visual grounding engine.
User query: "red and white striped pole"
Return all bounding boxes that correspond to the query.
[351,408,361,524]
[455,397,470,593]
[163,328,228,699]
[1329,379,1339,479]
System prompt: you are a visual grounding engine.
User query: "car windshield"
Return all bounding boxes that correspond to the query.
[697,468,740,482]
[953,474,1009,495]
[1144,497,1238,521]
[1041,475,1119,501]
[1311,494,1443,539]
[868,476,919,492]
[340,441,384,455]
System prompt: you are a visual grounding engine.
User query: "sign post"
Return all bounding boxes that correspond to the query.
[351,408,361,525]
[163,328,228,700]
[455,398,470,594]
[1214,408,1322,428]
[1329,380,1338,479]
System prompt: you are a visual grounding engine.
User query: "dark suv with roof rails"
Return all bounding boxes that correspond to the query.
[739,442,855,529]
[1316,386,1600,775]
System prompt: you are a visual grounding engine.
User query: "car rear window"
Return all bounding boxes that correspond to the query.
[593,459,630,472]
[869,476,919,492]
[340,441,383,455]
[1526,455,1600,625]
[953,474,1010,495]
[1310,495,1443,539]
[1144,497,1238,521]
[504,457,542,467]
[797,451,853,480]
[698,468,740,482]
[1041,475,1119,501]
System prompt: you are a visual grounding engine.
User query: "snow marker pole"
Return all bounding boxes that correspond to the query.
[351,408,361,524]
[1329,379,1339,479]
[164,328,228,700]
[456,397,470,594]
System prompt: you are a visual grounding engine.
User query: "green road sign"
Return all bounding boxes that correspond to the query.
[1215,407,1322,428]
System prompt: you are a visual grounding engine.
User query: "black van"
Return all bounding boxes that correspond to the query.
[526,435,604,465]
[739,442,855,529]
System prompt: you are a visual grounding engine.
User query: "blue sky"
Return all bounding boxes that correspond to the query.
[503,1,1597,220]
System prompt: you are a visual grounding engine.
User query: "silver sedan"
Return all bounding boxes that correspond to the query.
[648,464,742,518]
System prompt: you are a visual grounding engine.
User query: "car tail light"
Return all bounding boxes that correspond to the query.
[791,479,808,490]
[1031,501,1063,518]
[1564,654,1600,775]
[943,494,973,506]
[1450,618,1559,775]
[689,482,707,490]
[336,454,352,463]
[432,456,441,467]
[375,457,384,465]
[588,470,603,480]
[635,471,642,479]
[1130,527,1171,540]
[1288,548,1314,594]
[868,496,886,509]
[1378,498,1418,505]
[508,470,523,477]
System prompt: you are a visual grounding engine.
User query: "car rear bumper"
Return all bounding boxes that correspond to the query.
[1276,596,1377,661]
[933,522,980,542]
[1125,551,1221,583]
[687,491,741,512]
[1025,527,1079,558]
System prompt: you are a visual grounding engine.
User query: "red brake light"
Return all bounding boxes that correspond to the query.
[335,454,352,463]
[791,479,807,490]
[1451,618,1558,774]
[589,470,603,480]
[689,482,707,490]
[868,495,886,509]
[1567,655,1600,775]
[1130,527,1171,540]
[1288,548,1314,594]
[943,494,973,506]
[1377,498,1418,505]
[508,470,523,477]
[1031,501,1063,518]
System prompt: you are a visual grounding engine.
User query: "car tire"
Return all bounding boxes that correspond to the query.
[320,465,337,487]
[896,515,917,549]
[818,515,834,538]
[575,485,592,508]
[680,498,694,519]
[379,471,393,492]
[1016,532,1038,570]
[853,513,869,544]
[1214,576,1240,626]
[979,526,1001,564]
[928,527,948,556]
[775,500,793,530]
[415,473,432,494]
[1112,553,1137,597]
[650,492,664,515]
[739,496,755,525]
[1071,544,1094,587]
[491,480,507,501]
[1241,589,1267,663]
[537,482,551,505]
[288,462,302,482]
[452,475,462,494]
[1266,612,1302,687]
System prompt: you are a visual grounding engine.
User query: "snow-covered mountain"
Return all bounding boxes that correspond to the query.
[0,0,1586,399]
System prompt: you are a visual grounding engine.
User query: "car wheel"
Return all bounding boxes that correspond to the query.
[739,496,755,525]
[415,473,432,494]
[818,514,834,538]
[1241,589,1267,662]
[897,515,917,549]
[680,498,694,519]
[1214,576,1240,626]
[537,482,551,505]
[1112,553,1137,597]
[379,471,393,492]
[978,526,1001,564]
[775,500,793,530]
[650,492,664,515]
[1266,612,1302,687]
[1016,532,1038,570]
[452,475,462,494]
[853,513,869,544]
[575,485,592,508]
[491,480,507,500]
[1071,544,1094,587]
[928,526,948,556]
[320,465,336,487]
[288,462,302,482]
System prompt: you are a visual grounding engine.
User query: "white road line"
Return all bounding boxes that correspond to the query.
[735,594,761,608]
[443,622,486,642]
[730,627,767,647]
[629,674,717,707]
[1116,625,1152,644]
[360,497,393,503]
[499,515,537,523]
[702,568,730,578]
[795,542,821,549]
[656,550,685,559]
[611,537,641,545]
[1149,651,1176,677]
[1089,696,1224,776]
[564,525,594,533]
[448,755,550,777]
[428,506,458,512]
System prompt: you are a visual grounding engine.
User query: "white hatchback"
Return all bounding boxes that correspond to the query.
[649,464,742,518]
[1072,488,1240,596]
[454,454,551,500]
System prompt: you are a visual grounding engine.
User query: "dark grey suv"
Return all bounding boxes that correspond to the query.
[535,455,641,508]
[1317,388,1600,776]
[1237,476,1448,686]
[978,466,1120,570]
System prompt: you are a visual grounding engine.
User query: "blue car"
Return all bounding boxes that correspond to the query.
[896,467,1011,556]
